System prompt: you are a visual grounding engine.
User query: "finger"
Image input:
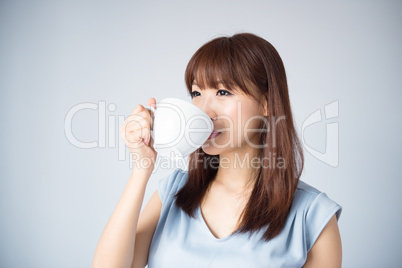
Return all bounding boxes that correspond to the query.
[121,119,151,145]
[148,133,154,148]
[121,118,142,138]
[124,128,147,148]
[129,104,153,129]
[120,118,150,134]
[142,127,152,146]
[124,115,152,137]
[146,98,156,129]
[129,104,145,116]
[122,130,142,148]
[136,110,153,129]
[125,113,149,129]
[147,97,156,110]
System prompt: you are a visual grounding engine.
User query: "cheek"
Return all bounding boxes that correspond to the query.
[223,109,259,140]
[242,112,263,130]
[240,106,264,139]
[222,106,239,132]
[220,100,262,133]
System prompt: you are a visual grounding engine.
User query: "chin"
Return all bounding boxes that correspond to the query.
[202,132,250,156]
[201,145,220,156]
[201,137,232,156]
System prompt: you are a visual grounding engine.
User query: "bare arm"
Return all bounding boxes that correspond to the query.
[131,189,162,268]
[303,215,342,268]
[92,98,158,267]
[92,169,153,268]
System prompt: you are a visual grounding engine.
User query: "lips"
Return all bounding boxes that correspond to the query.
[208,131,222,140]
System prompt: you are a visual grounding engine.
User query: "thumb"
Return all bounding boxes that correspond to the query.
[146,97,156,130]
[147,97,156,110]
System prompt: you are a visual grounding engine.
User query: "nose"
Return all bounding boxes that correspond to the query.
[192,96,218,122]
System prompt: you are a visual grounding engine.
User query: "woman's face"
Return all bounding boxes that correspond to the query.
[190,81,266,157]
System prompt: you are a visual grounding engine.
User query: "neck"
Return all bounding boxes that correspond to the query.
[214,146,260,194]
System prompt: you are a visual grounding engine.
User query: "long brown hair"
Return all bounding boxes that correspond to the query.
[174,32,304,242]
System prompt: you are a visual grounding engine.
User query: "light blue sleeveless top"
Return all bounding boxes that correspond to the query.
[148,168,342,268]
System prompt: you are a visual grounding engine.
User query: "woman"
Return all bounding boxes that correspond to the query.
[92,33,342,268]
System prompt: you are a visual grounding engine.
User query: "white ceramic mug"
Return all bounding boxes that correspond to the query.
[146,98,213,157]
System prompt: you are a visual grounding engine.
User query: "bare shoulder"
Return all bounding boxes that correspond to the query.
[303,214,342,268]
[131,189,162,268]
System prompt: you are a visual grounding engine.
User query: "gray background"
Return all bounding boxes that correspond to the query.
[1,0,401,267]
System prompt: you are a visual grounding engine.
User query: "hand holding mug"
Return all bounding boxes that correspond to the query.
[145,98,213,158]
[120,98,157,172]
[120,97,214,172]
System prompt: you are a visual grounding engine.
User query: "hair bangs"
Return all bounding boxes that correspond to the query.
[185,38,248,95]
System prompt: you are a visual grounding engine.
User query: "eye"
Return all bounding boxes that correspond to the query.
[188,89,233,98]
[217,89,232,96]
[189,91,201,98]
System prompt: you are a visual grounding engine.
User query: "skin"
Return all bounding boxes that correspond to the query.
[191,82,264,192]
[191,82,265,238]
[191,82,342,267]
[303,214,342,267]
